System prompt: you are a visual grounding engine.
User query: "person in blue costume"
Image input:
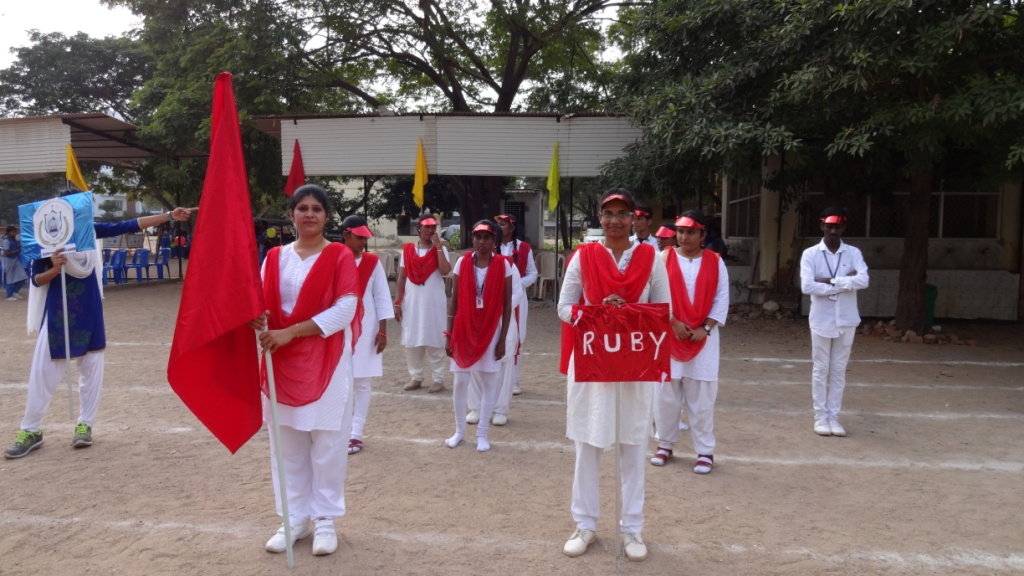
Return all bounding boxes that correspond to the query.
[3,207,195,460]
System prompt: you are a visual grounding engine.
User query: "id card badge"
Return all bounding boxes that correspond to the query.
[476,295,484,309]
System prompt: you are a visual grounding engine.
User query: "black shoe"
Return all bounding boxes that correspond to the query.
[72,423,93,448]
[4,430,44,459]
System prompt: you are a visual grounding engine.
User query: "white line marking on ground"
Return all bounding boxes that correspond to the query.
[728,357,1024,367]
[722,379,1024,392]
[1,511,1021,571]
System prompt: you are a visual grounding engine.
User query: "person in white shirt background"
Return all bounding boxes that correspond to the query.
[340,215,394,456]
[799,206,870,437]
[629,204,658,249]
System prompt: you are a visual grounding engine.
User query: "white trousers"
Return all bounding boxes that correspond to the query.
[468,359,515,416]
[452,371,499,439]
[572,440,646,534]
[21,322,104,431]
[350,376,372,440]
[811,329,856,421]
[269,424,351,525]
[653,378,717,456]
[405,345,447,384]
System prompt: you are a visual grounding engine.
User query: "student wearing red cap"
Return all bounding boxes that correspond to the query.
[558,188,669,562]
[654,225,677,251]
[630,204,658,249]
[799,206,869,437]
[444,220,513,452]
[341,215,394,455]
[395,215,452,393]
[650,210,730,475]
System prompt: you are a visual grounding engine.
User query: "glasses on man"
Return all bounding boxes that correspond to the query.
[600,211,634,221]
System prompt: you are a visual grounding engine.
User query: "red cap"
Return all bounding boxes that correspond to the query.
[674,216,704,230]
[347,225,374,238]
[600,193,633,209]
[494,214,515,224]
[821,215,847,224]
[471,223,495,235]
[634,208,651,218]
[419,216,438,226]
[654,226,676,238]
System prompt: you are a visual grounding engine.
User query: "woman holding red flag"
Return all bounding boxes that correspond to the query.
[557,188,670,562]
[651,210,730,474]
[444,220,513,452]
[249,185,359,557]
[395,215,452,393]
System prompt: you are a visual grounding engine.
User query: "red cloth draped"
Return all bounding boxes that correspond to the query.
[664,249,720,362]
[512,241,532,278]
[559,248,581,375]
[403,243,439,285]
[260,243,357,406]
[350,251,380,351]
[450,254,508,368]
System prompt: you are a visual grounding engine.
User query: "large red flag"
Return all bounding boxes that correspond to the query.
[168,72,265,453]
[283,140,305,196]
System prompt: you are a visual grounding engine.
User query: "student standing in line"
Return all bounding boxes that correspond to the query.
[654,225,677,251]
[799,206,869,437]
[630,204,658,249]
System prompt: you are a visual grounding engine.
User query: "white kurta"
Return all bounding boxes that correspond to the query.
[557,243,671,448]
[399,245,449,348]
[352,256,394,378]
[499,241,536,340]
[449,256,512,374]
[669,253,731,381]
[260,245,358,432]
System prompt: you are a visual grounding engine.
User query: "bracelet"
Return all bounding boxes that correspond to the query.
[292,325,300,339]
[443,331,452,338]
[377,332,387,337]
[166,211,173,223]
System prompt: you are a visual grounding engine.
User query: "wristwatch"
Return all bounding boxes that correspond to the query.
[703,324,713,334]
[829,278,837,285]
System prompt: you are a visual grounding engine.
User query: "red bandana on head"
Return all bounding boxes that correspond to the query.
[403,242,439,285]
[450,254,508,368]
[664,249,719,362]
[260,243,358,406]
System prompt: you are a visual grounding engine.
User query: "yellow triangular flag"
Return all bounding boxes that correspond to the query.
[65,143,89,191]
[413,138,428,208]
[546,141,560,212]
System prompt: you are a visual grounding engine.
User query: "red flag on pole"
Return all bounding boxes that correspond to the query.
[168,72,265,453]
[283,140,305,196]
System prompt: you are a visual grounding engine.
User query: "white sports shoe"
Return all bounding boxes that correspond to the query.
[814,419,832,436]
[311,518,338,556]
[563,528,595,557]
[466,410,480,424]
[265,520,312,553]
[512,385,522,395]
[623,532,648,561]
[491,413,508,426]
[828,418,847,437]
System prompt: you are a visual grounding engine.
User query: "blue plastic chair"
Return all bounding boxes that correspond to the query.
[103,250,128,285]
[102,248,112,264]
[149,248,172,280]
[125,249,151,282]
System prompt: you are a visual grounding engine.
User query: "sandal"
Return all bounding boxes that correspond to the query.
[693,454,713,474]
[348,438,363,455]
[650,447,672,466]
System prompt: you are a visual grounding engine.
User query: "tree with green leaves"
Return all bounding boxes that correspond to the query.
[616,0,1024,332]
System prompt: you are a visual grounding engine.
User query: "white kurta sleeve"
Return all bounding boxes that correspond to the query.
[520,245,538,288]
[557,255,583,323]
[312,294,358,337]
[709,257,730,325]
[371,262,394,321]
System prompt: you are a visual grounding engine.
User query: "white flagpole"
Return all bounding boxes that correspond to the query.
[615,380,623,567]
[60,267,74,420]
[262,346,295,569]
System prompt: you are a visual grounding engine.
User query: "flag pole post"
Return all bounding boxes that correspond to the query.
[60,267,74,420]
[615,380,623,566]
[263,348,295,569]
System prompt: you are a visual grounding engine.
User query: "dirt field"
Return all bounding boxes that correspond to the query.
[1,280,1022,575]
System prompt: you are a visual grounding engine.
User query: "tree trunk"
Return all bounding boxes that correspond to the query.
[454,176,504,249]
[894,170,933,333]
[558,206,571,250]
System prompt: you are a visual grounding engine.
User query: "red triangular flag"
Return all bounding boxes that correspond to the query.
[283,140,305,196]
[168,72,265,453]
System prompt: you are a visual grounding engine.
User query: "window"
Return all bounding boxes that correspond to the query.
[726,180,760,238]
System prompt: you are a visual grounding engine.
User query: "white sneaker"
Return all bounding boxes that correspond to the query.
[311,518,338,556]
[623,532,648,561]
[466,410,480,424]
[265,520,312,553]
[828,418,846,437]
[563,528,595,557]
[512,385,522,395]
[491,413,508,426]
[12,293,24,300]
[5,297,16,302]
[678,419,689,431]
[814,419,832,436]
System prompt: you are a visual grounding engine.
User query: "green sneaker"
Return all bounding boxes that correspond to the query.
[72,423,93,448]
[4,430,44,459]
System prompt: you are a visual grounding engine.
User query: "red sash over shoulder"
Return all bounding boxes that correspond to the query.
[260,243,358,406]
[350,251,380,349]
[558,243,656,374]
[403,242,439,285]
[450,254,508,368]
[512,241,532,278]
[664,248,720,362]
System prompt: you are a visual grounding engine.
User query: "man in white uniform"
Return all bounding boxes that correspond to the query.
[629,204,658,249]
[799,207,869,437]
[341,215,394,455]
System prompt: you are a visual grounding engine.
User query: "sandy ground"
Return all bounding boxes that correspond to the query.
[0,280,1022,576]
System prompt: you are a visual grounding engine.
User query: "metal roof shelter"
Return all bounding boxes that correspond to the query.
[0,113,153,181]
[254,112,643,177]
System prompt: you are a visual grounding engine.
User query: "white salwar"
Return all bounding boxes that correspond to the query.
[557,243,670,534]
[350,256,394,442]
[654,252,730,456]
[399,245,450,384]
[261,245,358,526]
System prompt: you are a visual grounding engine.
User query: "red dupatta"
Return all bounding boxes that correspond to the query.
[349,251,380,350]
[511,241,532,277]
[260,243,357,406]
[403,242,439,285]
[664,248,720,362]
[450,253,508,368]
